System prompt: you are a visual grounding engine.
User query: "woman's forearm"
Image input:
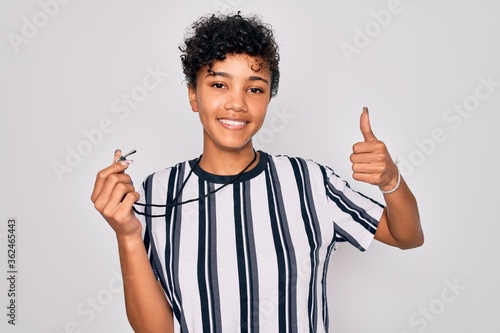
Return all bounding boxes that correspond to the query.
[117,233,173,333]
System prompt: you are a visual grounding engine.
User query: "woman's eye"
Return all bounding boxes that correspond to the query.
[249,87,264,94]
[212,83,224,89]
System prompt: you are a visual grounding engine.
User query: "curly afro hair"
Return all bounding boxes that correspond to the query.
[180,12,280,97]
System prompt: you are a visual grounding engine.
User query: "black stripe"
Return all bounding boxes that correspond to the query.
[320,166,379,236]
[197,180,222,332]
[289,157,322,333]
[143,174,157,276]
[142,177,151,253]
[144,173,168,290]
[197,179,211,332]
[265,166,286,332]
[169,163,190,332]
[266,158,298,332]
[162,166,177,307]
[144,172,193,329]
[243,181,259,333]
[321,239,337,332]
[234,182,249,332]
[148,164,189,331]
[207,183,222,332]
[334,224,364,250]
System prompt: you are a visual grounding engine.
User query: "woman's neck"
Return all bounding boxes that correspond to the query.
[198,144,259,175]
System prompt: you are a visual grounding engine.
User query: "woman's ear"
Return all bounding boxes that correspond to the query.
[188,85,199,112]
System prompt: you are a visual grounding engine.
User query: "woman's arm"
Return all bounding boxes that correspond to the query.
[91,150,173,332]
[351,108,424,249]
[117,233,173,332]
[374,177,423,249]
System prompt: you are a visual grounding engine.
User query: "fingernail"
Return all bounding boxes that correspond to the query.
[120,160,134,166]
[115,149,121,154]
[363,106,369,113]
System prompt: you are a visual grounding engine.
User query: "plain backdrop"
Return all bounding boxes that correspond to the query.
[1,0,499,332]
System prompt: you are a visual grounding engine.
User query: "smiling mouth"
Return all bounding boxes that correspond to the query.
[218,118,248,126]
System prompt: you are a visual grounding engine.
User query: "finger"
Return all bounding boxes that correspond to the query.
[117,191,141,213]
[352,141,386,154]
[108,192,142,237]
[112,191,141,223]
[352,171,386,185]
[91,162,131,203]
[94,172,132,203]
[101,183,137,217]
[360,107,377,142]
[351,162,386,174]
[350,152,387,165]
[114,149,122,163]
[93,173,133,211]
[91,149,129,202]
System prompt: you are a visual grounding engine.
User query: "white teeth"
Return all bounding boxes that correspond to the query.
[219,119,246,126]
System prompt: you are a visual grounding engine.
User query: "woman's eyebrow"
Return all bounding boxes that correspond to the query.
[206,71,269,85]
[206,71,230,78]
[249,76,269,85]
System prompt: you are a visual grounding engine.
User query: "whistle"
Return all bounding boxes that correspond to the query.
[115,149,137,163]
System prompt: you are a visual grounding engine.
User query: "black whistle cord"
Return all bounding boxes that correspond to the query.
[133,149,257,218]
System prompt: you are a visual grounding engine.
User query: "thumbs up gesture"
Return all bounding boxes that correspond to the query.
[350,107,399,192]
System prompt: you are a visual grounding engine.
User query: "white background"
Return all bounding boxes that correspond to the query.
[1,0,499,332]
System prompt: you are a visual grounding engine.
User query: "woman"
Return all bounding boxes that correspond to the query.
[91,12,423,333]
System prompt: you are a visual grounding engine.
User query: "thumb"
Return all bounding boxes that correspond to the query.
[360,107,377,142]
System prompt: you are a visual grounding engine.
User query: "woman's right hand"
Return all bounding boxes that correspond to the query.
[91,149,142,239]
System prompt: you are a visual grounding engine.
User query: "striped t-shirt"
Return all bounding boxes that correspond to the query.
[136,151,384,332]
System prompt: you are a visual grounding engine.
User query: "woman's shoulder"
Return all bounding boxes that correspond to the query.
[141,158,194,184]
[266,152,331,171]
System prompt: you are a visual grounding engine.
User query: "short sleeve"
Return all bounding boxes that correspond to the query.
[322,165,385,251]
